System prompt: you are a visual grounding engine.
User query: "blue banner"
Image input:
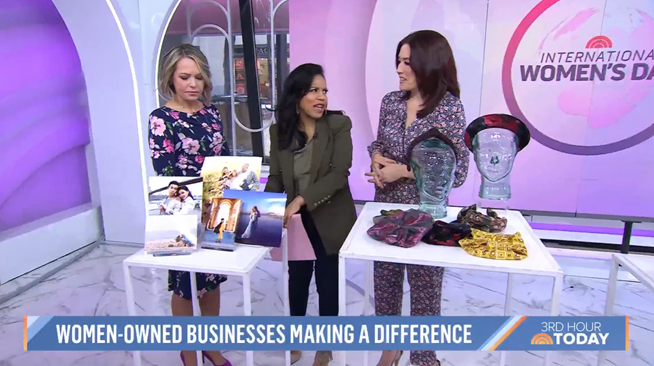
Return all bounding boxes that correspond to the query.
[24,315,629,351]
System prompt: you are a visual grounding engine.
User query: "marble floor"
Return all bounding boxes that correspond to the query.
[0,244,653,366]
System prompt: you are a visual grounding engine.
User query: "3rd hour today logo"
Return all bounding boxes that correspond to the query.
[531,321,609,346]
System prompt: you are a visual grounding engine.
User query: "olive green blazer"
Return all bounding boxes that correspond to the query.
[264,113,357,255]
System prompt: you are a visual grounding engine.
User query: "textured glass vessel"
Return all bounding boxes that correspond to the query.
[472,128,518,200]
[409,138,457,219]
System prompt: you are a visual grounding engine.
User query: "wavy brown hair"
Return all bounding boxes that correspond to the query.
[158,44,213,103]
[396,30,460,118]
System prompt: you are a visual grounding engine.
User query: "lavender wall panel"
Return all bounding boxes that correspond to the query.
[0,0,91,232]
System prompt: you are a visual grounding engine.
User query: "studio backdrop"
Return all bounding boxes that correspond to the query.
[289,0,654,219]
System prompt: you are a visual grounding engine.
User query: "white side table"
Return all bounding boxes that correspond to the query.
[123,235,288,366]
[598,254,654,365]
[338,202,564,366]
[605,253,654,315]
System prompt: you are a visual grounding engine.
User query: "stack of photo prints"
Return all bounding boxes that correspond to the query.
[144,156,286,255]
[145,176,204,256]
[199,156,286,251]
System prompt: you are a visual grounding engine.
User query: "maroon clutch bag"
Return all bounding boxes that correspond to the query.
[367,209,433,248]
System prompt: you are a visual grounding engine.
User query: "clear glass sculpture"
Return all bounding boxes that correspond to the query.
[409,138,457,219]
[472,128,518,200]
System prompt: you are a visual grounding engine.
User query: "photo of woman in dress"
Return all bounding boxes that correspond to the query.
[241,206,260,239]
[213,218,225,242]
[222,190,285,248]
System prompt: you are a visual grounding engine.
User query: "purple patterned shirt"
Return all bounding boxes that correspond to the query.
[367,91,470,204]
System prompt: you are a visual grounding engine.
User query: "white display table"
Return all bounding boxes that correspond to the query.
[337,202,564,366]
[123,234,290,366]
[598,253,654,366]
[605,253,654,315]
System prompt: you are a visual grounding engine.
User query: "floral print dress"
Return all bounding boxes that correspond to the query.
[149,104,230,300]
[367,90,469,365]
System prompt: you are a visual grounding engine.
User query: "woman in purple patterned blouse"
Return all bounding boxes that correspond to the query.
[365,31,469,366]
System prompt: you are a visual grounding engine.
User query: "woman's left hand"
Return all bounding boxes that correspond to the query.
[284,196,305,228]
[379,163,411,183]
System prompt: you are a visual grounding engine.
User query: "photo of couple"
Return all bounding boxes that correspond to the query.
[216,163,260,192]
[200,156,262,225]
[147,177,203,217]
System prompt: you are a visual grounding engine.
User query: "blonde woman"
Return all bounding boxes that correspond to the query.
[148,43,232,366]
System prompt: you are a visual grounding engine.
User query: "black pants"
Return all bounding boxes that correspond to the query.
[288,207,339,316]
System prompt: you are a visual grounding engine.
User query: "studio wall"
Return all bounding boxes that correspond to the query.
[0,0,92,232]
[289,0,654,219]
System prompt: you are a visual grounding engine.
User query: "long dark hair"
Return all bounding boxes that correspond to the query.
[396,30,460,118]
[177,186,194,200]
[275,63,341,151]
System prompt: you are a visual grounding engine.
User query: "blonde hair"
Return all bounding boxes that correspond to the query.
[158,44,213,103]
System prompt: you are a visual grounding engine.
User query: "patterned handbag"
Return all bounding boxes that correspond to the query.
[367,209,433,248]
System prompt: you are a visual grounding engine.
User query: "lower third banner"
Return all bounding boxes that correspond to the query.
[24,316,629,351]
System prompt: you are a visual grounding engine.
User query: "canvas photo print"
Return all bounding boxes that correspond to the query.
[148,176,202,217]
[222,190,286,248]
[144,215,198,255]
[201,197,242,251]
[200,156,262,225]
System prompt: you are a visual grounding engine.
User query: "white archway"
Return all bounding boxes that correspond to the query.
[52,0,148,244]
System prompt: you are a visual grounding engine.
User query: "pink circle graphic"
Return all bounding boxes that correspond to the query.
[501,0,654,155]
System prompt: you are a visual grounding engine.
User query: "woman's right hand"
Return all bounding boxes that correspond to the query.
[367,153,396,188]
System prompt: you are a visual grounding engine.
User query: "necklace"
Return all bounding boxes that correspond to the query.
[169,100,202,114]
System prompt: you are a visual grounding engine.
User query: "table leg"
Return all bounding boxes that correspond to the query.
[282,235,291,366]
[338,255,347,366]
[620,222,634,254]
[499,274,514,366]
[499,350,507,366]
[123,263,137,316]
[550,275,563,316]
[122,263,141,366]
[363,260,372,366]
[544,275,564,366]
[190,272,201,316]
[598,258,619,366]
[605,257,619,316]
[188,273,202,366]
[504,274,514,315]
[244,274,254,366]
[364,261,372,316]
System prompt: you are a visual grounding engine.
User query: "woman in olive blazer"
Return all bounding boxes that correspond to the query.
[265,63,357,366]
